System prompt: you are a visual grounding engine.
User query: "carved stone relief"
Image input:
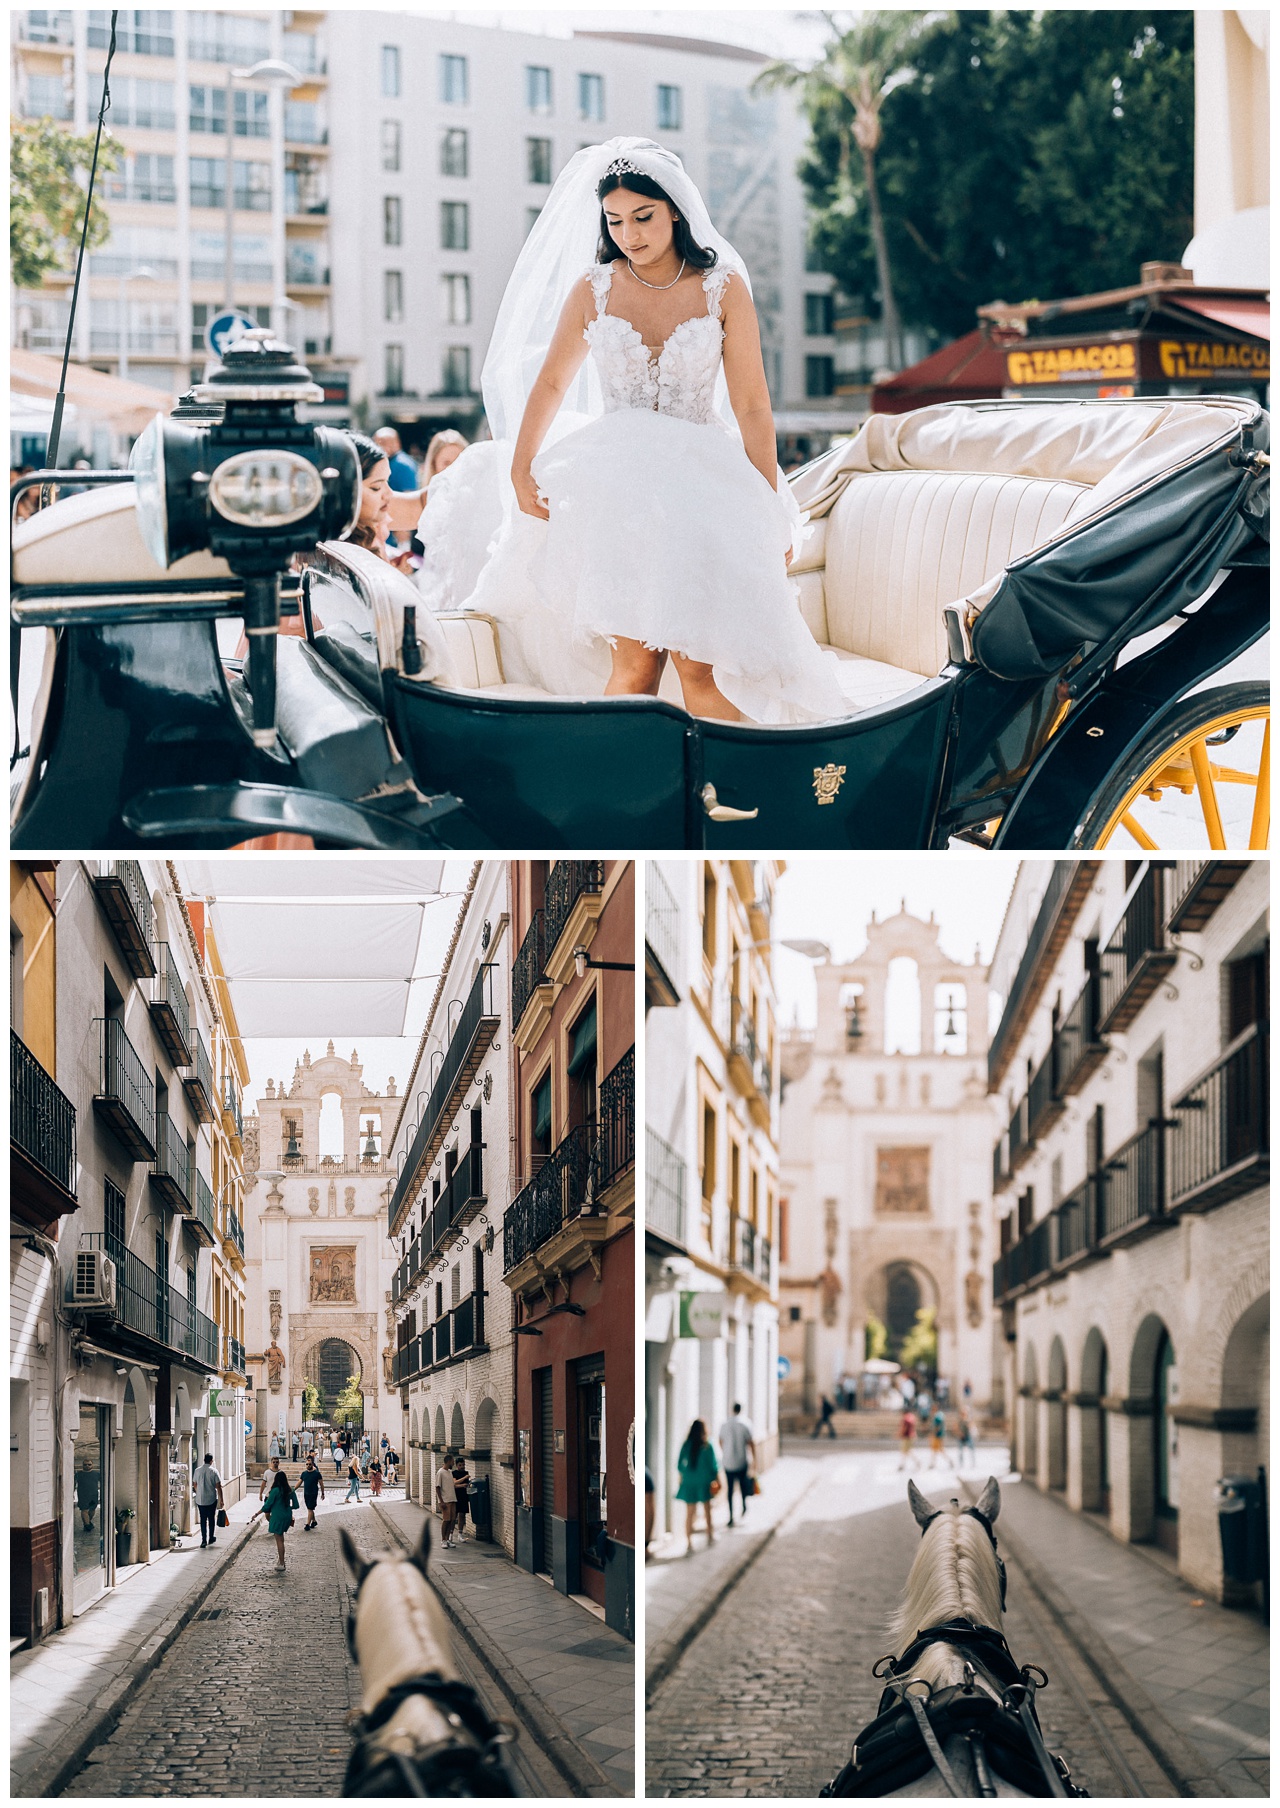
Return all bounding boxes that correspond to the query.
[874,1147,931,1216]
[308,1187,319,1215]
[269,1289,281,1340]
[310,1245,357,1304]
[345,1187,356,1215]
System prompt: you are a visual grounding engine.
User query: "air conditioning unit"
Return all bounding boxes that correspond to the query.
[72,1249,117,1311]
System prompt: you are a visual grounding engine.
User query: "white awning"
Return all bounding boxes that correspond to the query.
[177,859,471,1039]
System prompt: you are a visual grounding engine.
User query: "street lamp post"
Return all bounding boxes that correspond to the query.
[224,58,303,316]
[117,265,159,384]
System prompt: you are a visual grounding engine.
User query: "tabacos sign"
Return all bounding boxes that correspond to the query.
[1007,341,1138,385]
[1158,338,1269,380]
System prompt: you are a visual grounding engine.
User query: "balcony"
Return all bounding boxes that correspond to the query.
[1097,866,1177,1033]
[75,1234,219,1371]
[645,866,681,1009]
[992,1137,1013,1195]
[150,1114,192,1213]
[513,909,551,1030]
[1169,1025,1268,1213]
[1025,1040,1066,1142]
[646,1127,687,1248]
[418,1141,486,1262]
[1099,1122,1166,1242]
[92,862,156,979]
[988,862,1099,1087]
[182,1030,217,1125]
[1054,972,1108,1096]
[190,1172,218,1247]
[222,1080,243,1144]
[503,1122,596,1275]
[93,1019,156,1160]
[1007,1093,1032,1172]
[11,1030,78,1222]
[283,1151,387,1176]
[149,943,192,1067]
[728,1001,772,1127]
[20,12,75,45]
[597,1048,635,1198]
[400,1292,487,1380]
[223,1203,245,1263]
[387,963,499,1235]
[757,1235,773,1287]
[225,1335,247,1376]
[543,860,605,983]
[1167,860,1250,934]
[729,1215,757,1273]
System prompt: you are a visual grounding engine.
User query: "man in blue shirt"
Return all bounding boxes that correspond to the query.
[374,426,420,492]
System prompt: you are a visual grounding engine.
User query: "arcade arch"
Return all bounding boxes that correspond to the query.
[1079,1328,1110,1513]
[1129,1313,1178,1552]
[1046,1337,1067,1492]
[1021,1342,1039,1480]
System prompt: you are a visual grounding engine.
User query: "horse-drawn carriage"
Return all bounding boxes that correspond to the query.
[10,356,1267,852]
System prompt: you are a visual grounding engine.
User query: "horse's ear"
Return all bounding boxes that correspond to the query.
[974,1476,1001,1524]
[339,1526,372,1588]
[411,1516,431,1579]
[907,1479,935,1528]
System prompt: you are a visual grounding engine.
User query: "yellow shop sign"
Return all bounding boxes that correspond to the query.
[1007,342,1137,385]
[1159,339,1270,380]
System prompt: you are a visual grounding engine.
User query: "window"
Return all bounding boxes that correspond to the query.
[381,45,401,99]
[526,137,552,186]
[805,356,835,399]
[567,999,598,1132]
[701,868,717,961]
[441,273,471,326]
[805,293,835,337]
[22,72,71,120]
[578,72,604,122]
[441,346,471,396]
[525,207,542,239]
[530,1070,552,1160]
[90,298,179,356]
[189,232,271,283]
[384,343,404,395]
[384,270,403,324]
[88,10,176,57]
[284,101,323,144]
[188,156,270,212]
[657,83,682,131]
[440,201,469,251]
[104,1177,126,1262]
[89,224,180,279]
[700,1099,717,1238]
[21,13,75,48]
[441,127,468,178]
[187,85,268,138]
[103,153,177,204]
[383,196,402,247]
[439,53,468,105]
[284,241,325,286]
[381,120,401,172]
[88,74,176,129]
[525,65,552,115]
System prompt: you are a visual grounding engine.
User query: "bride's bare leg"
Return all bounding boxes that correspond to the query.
[605,638,666,696]
[671,653,742,722]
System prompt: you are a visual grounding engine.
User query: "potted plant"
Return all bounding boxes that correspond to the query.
[115,1505,135,1568]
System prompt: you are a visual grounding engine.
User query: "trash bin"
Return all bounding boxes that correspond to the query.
[1216,1473,1265,1584]
[469,1475,493,1543]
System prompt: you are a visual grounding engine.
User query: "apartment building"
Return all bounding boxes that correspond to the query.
[386,862,515,1555]
[506,861,636,1638]
[645,860,781,1547]
[989,859,1268,1607]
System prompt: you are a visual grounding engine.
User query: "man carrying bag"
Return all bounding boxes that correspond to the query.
[193,1452,226,1547]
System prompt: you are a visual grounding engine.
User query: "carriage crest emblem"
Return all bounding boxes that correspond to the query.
[812,763,847,805]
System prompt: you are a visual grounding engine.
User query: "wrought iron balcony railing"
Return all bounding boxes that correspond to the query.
[76,1233,218,1369]
[1167,860,1249,934]
[192,1171,217,1244]
[151,1113,193,1212]
[1098,866,1177,1033]
[544,860,604,961]
[91,861,155,979]
[597,1047,635,1194]
[94,1018,156,1159]
[387,964,498,1233]
[226,1335,247,1374]
[222,1080,243,1141]
[1054,972,1107,1096]
[149,941,193,1066]
[11,1029,77,1206]
[645,864,682,1005]
[1170,1024,1268,1212]
[729,1215,757,1273]
[224,1205,245,1257]
[503,1122,594,1273]
[646,1127,686,1247]
[183,1030,217,1124]
[512,908,548,1029]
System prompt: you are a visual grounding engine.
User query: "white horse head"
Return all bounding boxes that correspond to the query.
[340,1523,461,1755]
[889,1478,1004,1693]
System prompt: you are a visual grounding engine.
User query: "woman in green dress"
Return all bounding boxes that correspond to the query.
[676,1419,721,1553]
[263,1468,300,1572]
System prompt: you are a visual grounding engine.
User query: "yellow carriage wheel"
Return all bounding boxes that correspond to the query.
[1078,683,1269,852]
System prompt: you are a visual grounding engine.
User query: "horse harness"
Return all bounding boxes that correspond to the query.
[821,1507,1086,1799]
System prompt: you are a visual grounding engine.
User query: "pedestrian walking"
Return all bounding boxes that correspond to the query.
[345,1457,362,1503]
[718,1402,756,1526]
[381,1433,389,1460]
[331,1439,342,1477]
[812,1394,837,1439]
[435,1459,458,1547]
[268,1432,281,1461]
[369,1459,383,1498]
[193,1452,225,1547]
[258,1467,299,1572]
[385,1448,398,1486]
[898,1408,918,1472]
[676,1419,720,1554]
[929,1407,947,1468]
[291,1431,300,1462]
[258,1455,282,1501]
[300,1455,325,1529]
[452,1458,471,1540]
[957,1405,977,1469]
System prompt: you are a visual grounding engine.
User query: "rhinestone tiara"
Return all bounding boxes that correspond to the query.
[606,156,646,178]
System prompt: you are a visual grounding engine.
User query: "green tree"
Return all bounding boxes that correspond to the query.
[331,1373,363,1429]
[757,11,927,367]
[302,1380,324,1425]
[899,1305,938,1375]
[864,1314,889,1362]
[10,117,119,291]
[791,11,1195,343]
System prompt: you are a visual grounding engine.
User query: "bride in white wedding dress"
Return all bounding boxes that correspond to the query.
[445,137,847,726]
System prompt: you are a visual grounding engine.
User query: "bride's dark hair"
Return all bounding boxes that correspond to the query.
[596,169,718,271]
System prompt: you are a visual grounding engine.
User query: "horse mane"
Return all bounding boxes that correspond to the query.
[888,1508,1004,1666]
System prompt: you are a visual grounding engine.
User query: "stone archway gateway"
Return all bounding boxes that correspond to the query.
[306,1338,364,1428]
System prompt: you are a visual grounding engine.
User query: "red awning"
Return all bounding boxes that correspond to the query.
[871,329,1009,414]
[1166,294,1270,341]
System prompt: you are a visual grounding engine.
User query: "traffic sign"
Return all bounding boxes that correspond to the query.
[205,309,258,358]
[777,1355,792,1379]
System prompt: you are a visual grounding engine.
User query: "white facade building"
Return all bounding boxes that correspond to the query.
[385,862,516,1556]
[777,909,1000,1419]
[989,859,1268,1608]
[242,1044,399,1455]
[645,859,781,1544]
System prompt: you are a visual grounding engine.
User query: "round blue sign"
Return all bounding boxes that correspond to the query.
[206,310,258,358]
[777,1355,792,1379]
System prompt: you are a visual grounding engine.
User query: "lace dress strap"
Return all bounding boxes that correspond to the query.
[587,262,614,316]
[703,267,732,318]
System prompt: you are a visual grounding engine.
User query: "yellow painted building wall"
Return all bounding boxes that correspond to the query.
[10,865,57,1074]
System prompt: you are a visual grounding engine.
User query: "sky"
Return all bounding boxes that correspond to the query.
[771,855,1021,1030]
[418,6,831,60]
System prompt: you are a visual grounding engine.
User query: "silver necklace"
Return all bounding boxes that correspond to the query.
[627,256,686,291]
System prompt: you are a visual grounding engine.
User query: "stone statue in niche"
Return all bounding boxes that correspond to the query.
[265,1340,286,1390]
[382,1346,395,1388]
[817,1264,843,1327]
[310,1245,357,1304]
[328,1180,338,1217]
[874,1146,931,1215]
[308,1187,319,1215]
[269,1289,282,1339]
[345,1187,356,1215]
[965,1270,984,1328]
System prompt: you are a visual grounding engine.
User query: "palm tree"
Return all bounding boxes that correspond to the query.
[757,11,927,371]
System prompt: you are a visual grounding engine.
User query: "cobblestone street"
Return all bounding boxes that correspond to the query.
[646,1444,1265,1797]
[57,1503,559,1797]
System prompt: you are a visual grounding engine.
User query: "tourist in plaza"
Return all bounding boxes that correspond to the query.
[331,1438,343,1477]
[261,1468,299,1573]
[384,1447,398,1486]
[423,429,467,486]
[291,1431,300,1462]
[718,1402,756,1526]
[452,1457,471,1540]
[300,1455,325,1529]
[346,1455,363,1503]
[898,1406,918,1472]
[268,1432,281,1461]
[957,1405,977,1468]
[369,1458,383,1498]
[435,1459,458,1547]
[193,1452,225,1548]
[929,1406,947,1468]
[258,1455,282,1501]
[812,1394,837,1439]
[676,1419,720,1553]
[373,425,421,492]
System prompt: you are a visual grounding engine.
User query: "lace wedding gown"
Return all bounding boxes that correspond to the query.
[462,263,848,724]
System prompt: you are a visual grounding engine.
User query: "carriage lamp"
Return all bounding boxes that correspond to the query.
[130,330,360,749]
